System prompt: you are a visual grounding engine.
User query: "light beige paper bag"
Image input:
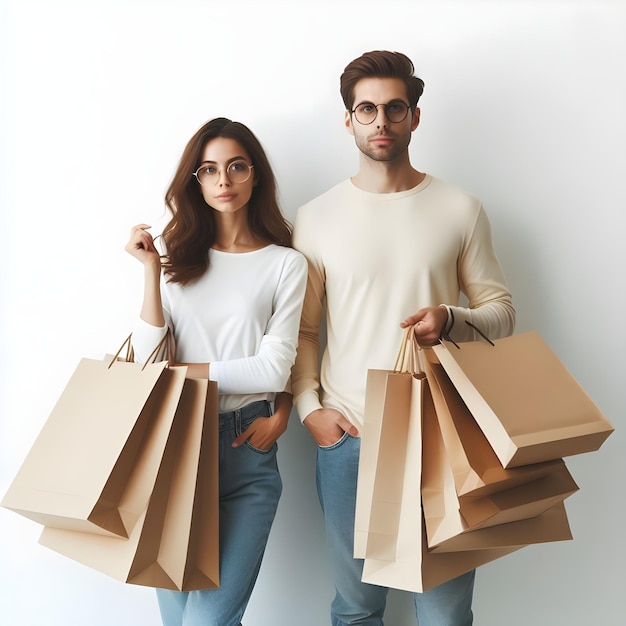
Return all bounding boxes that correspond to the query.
[2,337,184,538]
[39,378,219,591]
[355,327,422,559]
[423,351,563,497]
[421,379,578,550]
[432,331,614,467]
[354,368,415,559]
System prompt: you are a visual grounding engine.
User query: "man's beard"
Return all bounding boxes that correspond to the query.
[355,130,412,162]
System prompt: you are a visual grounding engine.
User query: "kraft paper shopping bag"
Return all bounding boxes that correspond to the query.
[355,327,422,559]
[154,378,219,591]
[423,351,563,497]
[355,369,415,558]
[39,378,219,591]
[421,380,578,550]
[432,331,614,467]
[428,502,573,553]
[2,337,184,538]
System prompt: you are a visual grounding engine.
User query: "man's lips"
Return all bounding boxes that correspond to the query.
[370,135,394,145]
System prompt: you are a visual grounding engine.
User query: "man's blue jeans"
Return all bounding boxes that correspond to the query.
[156,400,282,626]
[316,433,475,626]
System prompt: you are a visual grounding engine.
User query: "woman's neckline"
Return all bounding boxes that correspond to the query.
[210,243,274,255]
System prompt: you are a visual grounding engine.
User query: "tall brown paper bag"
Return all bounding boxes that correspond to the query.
[39,378,220,591]
[432,331,614,467]
[2,340,185,538]
[423,351,563,497]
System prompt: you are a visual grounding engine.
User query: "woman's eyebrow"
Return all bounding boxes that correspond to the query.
[198,156,248,165]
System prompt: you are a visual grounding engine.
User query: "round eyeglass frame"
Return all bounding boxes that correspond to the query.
[193,162,255,186]
[350,101,413,125]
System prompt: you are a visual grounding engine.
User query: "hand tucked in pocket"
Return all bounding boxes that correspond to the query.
[232,392,292,450]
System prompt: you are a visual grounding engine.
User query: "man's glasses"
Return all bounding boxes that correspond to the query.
[350,101,412,125]
[193,161,254,186]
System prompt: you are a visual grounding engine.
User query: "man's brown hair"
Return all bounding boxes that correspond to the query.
[339,50,425,110]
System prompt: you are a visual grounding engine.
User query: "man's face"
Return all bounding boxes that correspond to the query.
[345,77,420,163]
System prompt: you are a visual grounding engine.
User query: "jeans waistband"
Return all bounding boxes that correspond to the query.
[219,400,271,431]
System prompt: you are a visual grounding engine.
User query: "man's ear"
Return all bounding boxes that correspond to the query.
[345,110,355,136]
[411,107,421,131]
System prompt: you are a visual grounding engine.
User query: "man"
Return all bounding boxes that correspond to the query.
[292,50,515,625]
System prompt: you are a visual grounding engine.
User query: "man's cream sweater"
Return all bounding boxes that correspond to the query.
[292,175,515,430]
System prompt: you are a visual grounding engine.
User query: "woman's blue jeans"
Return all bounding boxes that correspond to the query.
[316,433,475,626]
[156,400,282,626]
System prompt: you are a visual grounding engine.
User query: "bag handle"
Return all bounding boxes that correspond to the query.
[465,321,495,346]
[393,326,424,375]
[108,335,133,368]
[107,330,171,370]
[440,314,495,350]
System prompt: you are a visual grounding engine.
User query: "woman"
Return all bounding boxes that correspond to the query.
[125,117,307,626]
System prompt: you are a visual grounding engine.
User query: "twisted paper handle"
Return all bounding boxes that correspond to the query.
[393,326,424,375]
[107,330,172,370]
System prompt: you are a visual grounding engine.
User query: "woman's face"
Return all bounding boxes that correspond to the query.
[196,137,255,215]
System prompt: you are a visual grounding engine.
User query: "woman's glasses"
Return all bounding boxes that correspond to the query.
[193,161,254,186]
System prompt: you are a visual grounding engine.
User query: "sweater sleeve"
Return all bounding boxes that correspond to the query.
[446,206,516,341]
[291,210,326,422]
[131,273,172,363]
[209,252,308,394]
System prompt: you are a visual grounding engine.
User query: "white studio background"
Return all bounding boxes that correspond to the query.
[1,1,624,624]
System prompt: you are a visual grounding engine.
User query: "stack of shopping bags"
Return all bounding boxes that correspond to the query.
[355,326,614,592]
[1,335,220,591]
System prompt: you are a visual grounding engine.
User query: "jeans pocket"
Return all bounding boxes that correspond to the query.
[318,430,351,451]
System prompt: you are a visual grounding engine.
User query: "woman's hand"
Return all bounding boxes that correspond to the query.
[125,223,160,267]
[231,412,287,451]
[126,223,165,327]
[232,392,293,450]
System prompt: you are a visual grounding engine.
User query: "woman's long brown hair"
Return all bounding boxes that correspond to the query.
[161,117,292,285]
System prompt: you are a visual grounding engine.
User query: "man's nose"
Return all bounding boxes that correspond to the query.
[375,105,389,127]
